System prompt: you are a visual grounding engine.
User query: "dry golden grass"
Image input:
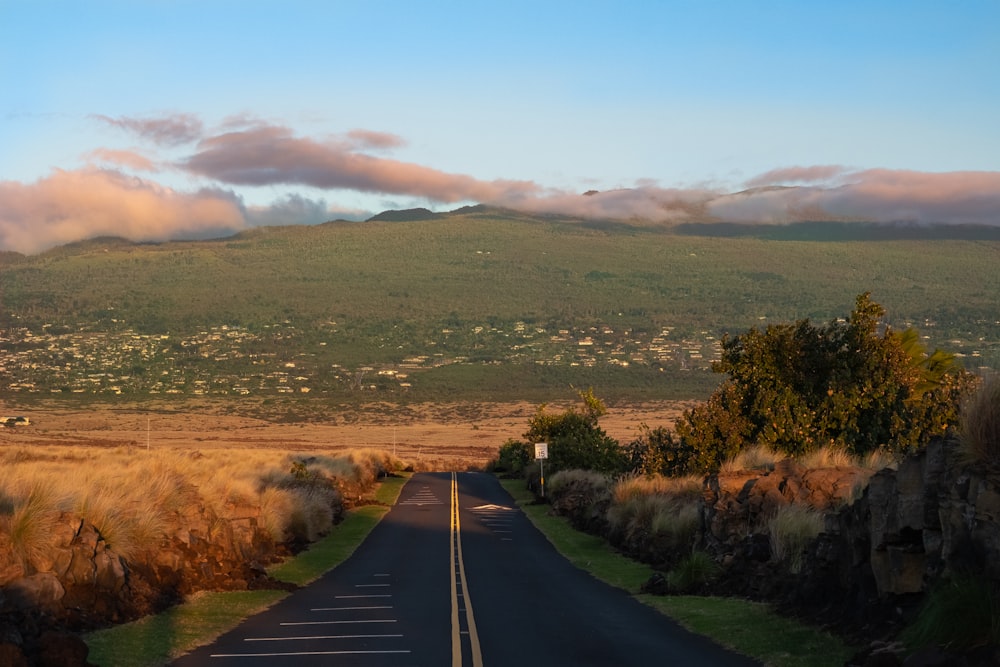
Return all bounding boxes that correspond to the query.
[720,445,782,474]
[611,472,704,505]
[796,446,855,469]
[607,473,705,548]
[0,443,410,573]
[767,504,824,573]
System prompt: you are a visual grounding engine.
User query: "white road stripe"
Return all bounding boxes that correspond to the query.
[244,634,403,642]
[310,606,393,611]
[280,619,396,626]
[211,649,411,657]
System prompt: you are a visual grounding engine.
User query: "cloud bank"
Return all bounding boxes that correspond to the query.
[179,122,542,203]
[1,112,998,254]
[0,168,245,254]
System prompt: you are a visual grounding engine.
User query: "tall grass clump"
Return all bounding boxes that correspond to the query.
[796,446,855,469]
[666,550,720,593]
[612,472,703,505]
[767,504,824,573]
[720,445,781,474]
[959,373,1000,471]
[607,473,704,549]
[901,574,1000,652]
[2,480,65,571]
[548,469,610,498]
[74,484,165,561]
[650,501,701,549]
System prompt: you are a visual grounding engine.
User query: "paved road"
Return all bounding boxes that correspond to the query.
[172,472,758,666]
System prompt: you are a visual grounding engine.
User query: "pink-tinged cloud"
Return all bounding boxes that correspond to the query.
[346,129,406,150]
[709,169,1000,225]
[501,186,716,221]
[179,123,542,203]
[0,168,245,254]
[744,165,851,188]
[94,113,204,145]
[84,148,159,172]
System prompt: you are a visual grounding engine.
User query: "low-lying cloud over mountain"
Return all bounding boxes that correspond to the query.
[1,112,997,254]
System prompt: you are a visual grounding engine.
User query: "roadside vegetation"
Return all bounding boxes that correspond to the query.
[0,447,406,574]
[82,474,409,667]
[492,294,991,660]
[500,478,854,667]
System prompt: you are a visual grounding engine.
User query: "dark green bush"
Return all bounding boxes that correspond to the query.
[523,388,627,475]
[673,293,974,472]
[624,423,698,477]
[492,439,533,474]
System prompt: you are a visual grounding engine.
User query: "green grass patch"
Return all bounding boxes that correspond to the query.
[499,477,854,667]
[83,474,410,666]
[84,589,287,667]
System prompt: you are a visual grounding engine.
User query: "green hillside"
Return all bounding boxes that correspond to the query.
[2,208,998,406]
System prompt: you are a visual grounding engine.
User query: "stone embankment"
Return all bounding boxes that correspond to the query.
[0,490,320,666]
[550,438,1000,665]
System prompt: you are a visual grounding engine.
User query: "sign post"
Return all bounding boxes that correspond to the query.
[534,442,548,499]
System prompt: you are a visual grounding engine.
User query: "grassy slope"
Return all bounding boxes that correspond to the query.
[4,211,998,336]
[3,211,998,404]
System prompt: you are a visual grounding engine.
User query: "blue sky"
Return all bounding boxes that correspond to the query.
[2,1,999,253]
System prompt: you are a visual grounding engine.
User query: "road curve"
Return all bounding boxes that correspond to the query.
[172,472,759,666]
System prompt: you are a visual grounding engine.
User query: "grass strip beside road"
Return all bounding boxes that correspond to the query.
[269,473,409,586]
[499,477,855,667]
[84,474,410,667]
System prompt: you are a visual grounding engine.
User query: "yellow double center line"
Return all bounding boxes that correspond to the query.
[450,472,483,667]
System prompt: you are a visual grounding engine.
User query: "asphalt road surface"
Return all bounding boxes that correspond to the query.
[172,472,759,666]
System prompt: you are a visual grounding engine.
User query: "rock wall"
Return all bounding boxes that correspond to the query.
[548,437,1000,647]
[703,438,1000,636]
[0,499,301,666]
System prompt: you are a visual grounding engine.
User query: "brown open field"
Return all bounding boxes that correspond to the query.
[0,400,696,469]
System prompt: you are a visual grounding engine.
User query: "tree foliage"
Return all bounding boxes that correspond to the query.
[673,293,974,471]
[522,388,627,474]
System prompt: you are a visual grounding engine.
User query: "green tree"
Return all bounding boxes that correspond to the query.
[523,388,626,474]
[673,293,974,471]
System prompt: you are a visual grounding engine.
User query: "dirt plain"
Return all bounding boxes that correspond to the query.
[0,399,697,469]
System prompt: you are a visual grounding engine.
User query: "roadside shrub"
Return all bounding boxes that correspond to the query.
[959,373,1000,471]
[523,389,627,475]
[901,574,1000,652]
[767,504,824,573]
[548,468,610,498]
[548,469,612,530]
[492,439,533,475]
[623,424,695,477]
[666,551,720,593]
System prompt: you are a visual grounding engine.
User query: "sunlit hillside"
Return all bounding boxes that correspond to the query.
[2,207,998,405]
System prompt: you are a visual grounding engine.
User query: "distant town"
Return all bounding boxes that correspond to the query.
[0,320,727,397]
